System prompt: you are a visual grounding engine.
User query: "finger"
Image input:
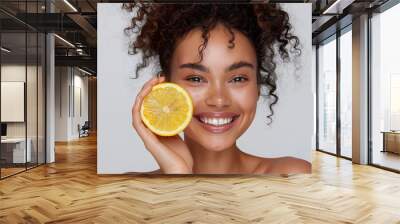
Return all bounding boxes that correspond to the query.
[132,74,165,118]
[131,77,161,141]
[133,75,166,132]
[158,75,166,83]
[133,76,159,114]
[131,103,158,147]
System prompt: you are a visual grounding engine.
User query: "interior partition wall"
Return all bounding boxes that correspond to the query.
[0,1,46,179]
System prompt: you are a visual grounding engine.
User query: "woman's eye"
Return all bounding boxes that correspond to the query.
[186,76,203,83]
[230,76,248,83]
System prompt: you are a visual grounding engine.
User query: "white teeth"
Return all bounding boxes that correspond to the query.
[200,117,234,126]
[212,118,217,125]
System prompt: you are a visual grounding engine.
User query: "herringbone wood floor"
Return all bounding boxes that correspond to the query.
[1,135,400,224]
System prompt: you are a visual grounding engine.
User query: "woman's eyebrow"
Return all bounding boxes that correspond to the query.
[225,61,255,72]
[179,61,254,73]
[179,63,209,72]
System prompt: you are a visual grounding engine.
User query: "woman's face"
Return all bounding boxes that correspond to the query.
[169,23,259,151]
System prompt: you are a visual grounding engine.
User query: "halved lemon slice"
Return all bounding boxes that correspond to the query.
[140,82,193,136]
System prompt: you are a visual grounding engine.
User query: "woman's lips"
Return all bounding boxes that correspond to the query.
[194,112,240,134]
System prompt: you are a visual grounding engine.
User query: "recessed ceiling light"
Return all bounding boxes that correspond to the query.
[1,47,11,53]
[78,67,93,76]
[54,34,75,48]
[63,0,78,12]
[322,0,355,15]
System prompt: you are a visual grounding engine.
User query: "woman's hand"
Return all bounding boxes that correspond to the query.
[132,76,194,174]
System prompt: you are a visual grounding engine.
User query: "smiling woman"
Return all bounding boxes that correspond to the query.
[124,1,311,174]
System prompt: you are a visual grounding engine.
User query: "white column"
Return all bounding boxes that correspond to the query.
[352,14,369,164]
[45,0,56,163]
[46,33,55,163]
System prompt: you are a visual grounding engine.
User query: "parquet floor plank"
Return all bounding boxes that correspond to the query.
[1,135,400,223]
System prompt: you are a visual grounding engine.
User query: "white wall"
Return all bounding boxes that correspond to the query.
[98,3,313,173]
[71,71,89,139]
[55,67,69,141]
[55,67,89,141]
[1,82,24,122]
[1,65,39,138]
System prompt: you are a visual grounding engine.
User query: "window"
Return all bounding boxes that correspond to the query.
[340,28,352,158]
[318,36,337,154]
[370,2,400,171]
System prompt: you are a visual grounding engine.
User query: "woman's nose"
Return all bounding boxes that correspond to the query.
[205,83,231,108]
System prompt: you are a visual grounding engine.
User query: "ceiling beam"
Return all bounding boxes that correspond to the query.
[67,13,97,38]
[55,55,96,70]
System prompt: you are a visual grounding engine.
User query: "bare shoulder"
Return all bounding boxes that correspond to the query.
[145,169,162,174]
[126,169,162,175]
[258,156,311,174]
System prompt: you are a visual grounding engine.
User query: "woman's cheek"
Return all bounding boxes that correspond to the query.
[233,86,258,105]
[184,87,206,106]
[234,87,258,126]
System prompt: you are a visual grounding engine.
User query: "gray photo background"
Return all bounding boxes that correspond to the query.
[97,3,313,174]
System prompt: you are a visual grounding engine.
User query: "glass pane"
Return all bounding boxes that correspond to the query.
[0,1,46,178]
[1,31,27,177]
[27,31,38,169]
[318,37,337,154]
[371,3,400,171]
[38,32,45,165]
[340,29,352,158]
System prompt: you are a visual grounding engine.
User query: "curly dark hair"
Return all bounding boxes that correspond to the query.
[123,1,301,124]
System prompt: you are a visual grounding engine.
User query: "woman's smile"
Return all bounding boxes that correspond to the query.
[194,112,241,134]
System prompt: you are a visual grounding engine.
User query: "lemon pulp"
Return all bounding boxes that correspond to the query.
[140,82,193,136]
